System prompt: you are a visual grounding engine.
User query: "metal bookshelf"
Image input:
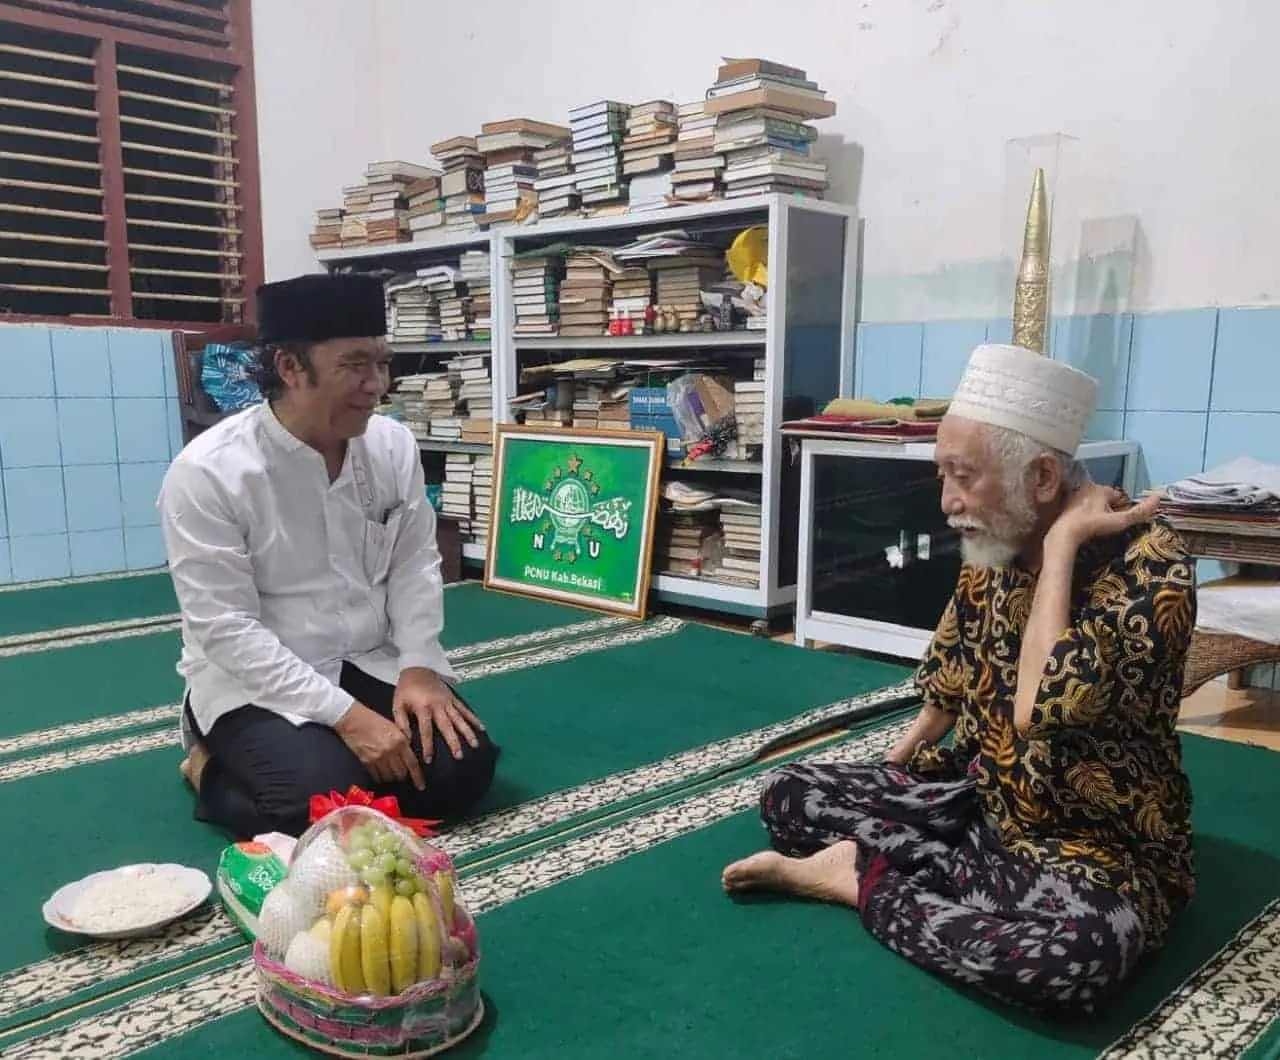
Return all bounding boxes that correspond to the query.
[317,194,860,616]
[493,194,860,620]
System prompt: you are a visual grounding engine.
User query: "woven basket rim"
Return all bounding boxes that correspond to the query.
[257,984,485,1059]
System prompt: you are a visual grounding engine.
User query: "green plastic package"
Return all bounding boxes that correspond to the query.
[216,840,288,940]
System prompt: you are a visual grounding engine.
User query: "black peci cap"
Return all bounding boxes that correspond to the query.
[256,273,386,344]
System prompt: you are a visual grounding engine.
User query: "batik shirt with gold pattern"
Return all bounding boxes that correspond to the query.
[909,518,1197,946]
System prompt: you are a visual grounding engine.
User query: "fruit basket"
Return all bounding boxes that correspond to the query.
[252,803,482,1058]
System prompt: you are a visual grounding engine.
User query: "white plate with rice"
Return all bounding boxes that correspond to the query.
[43,863,212,939]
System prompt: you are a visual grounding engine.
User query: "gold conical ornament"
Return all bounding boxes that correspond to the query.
[1011,167,1050,353]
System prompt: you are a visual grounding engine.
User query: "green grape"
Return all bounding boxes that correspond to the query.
[359,867,387,888]
[374,833,399,855]
[374,853,396,876]
[395,878,417,898]
[395,858,414,878]
[348,850,372,872]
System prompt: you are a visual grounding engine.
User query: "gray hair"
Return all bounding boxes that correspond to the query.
[983,423,1089,493]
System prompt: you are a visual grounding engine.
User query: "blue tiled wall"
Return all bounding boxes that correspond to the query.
[856,304,1280,688]
[0,324,183,584]
[855,305,1280,492]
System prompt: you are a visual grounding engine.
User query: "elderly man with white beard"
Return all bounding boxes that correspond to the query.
[722,343,1197,1018]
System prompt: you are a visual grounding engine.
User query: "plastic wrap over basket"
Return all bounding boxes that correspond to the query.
[253,805,482,1057]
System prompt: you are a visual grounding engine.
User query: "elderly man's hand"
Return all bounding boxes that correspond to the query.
[1046,484,1161,554]
[393,667,484,763]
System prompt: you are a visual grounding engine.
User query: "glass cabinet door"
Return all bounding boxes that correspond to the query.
[809,455,960,630]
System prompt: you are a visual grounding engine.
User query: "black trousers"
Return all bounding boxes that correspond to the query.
[189,663,499,839]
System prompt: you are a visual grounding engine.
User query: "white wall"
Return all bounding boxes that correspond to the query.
[253,0,1280,320]
[250,0,389,281]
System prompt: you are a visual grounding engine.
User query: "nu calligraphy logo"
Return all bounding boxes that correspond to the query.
[509,453,630,563]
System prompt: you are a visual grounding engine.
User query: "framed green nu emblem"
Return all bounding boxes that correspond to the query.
[484,424,666,618]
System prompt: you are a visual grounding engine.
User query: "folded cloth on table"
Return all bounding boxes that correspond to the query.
[822,397,949,421]
[1165,457,1280,509]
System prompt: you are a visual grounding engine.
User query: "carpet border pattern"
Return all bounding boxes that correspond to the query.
[1098,899,1280,1060]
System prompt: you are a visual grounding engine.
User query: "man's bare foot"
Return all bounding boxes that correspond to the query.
[721,840,860,907]
[179,742,210,793]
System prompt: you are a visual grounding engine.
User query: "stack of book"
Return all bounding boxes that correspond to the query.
[471,453,494,545]
[424,371,456,432]
[441,455,473,533]
[405,174,444,239]
[431,137,486,232]
[533,139,577,217]
[703,58,835,199]
[570,380,604,429]
[568,100,629,208]
[652,255,725,326]
[609,267,651,333]
[449,353,492,433]
[598,384,632,429]
[511,256,561,336]
[362,161,439,244]
[731,368,766,460]
[621,100,678,179]
[385,375,429,435]
[716,504,763,585]
[671,101,724,201]
[437,279,469,342]
[309,208,343,250]
[459,249,491,339]
[654,509,722,577]
[509,390,555,425]
[557,250,617,337]
[386,278,441,344]
[339,183,371,245]
[476,118,570,226]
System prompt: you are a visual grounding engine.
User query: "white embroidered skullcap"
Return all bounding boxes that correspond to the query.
[947,344,1099,456]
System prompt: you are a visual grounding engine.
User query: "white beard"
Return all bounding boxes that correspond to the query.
[958,533,1022,569]
[950,486,1038,569]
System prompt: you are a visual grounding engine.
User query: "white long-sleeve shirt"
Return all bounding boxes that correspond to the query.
[158,403,455,741]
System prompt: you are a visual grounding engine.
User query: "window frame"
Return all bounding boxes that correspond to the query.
[0,0,263,328]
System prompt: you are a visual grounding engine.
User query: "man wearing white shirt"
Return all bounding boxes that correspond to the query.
[159,273,498,838]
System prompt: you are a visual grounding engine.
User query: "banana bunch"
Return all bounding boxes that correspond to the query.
[327,879,459,997]
[263,811,473,999]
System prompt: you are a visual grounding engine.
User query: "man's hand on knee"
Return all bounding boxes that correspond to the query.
[394,668,485,763]
[334,702,425,791]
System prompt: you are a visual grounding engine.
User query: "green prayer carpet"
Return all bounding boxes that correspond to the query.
[0,572,178,637]
[111,730,1280,1060]
[0,584,617,741]
[0,599,906,1024]
[465,622,907,816]
[439,733,1280,1060]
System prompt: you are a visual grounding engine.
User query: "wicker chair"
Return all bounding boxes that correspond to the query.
[1182,629,1280,697]
[1172,525,1280,698]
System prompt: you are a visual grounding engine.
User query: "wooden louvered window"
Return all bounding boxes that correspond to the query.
[0,0,262,326]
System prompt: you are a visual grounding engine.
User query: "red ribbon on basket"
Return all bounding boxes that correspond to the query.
[308,785,440,837]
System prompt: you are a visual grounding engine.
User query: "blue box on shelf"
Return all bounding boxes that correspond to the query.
[628,387,684,455]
